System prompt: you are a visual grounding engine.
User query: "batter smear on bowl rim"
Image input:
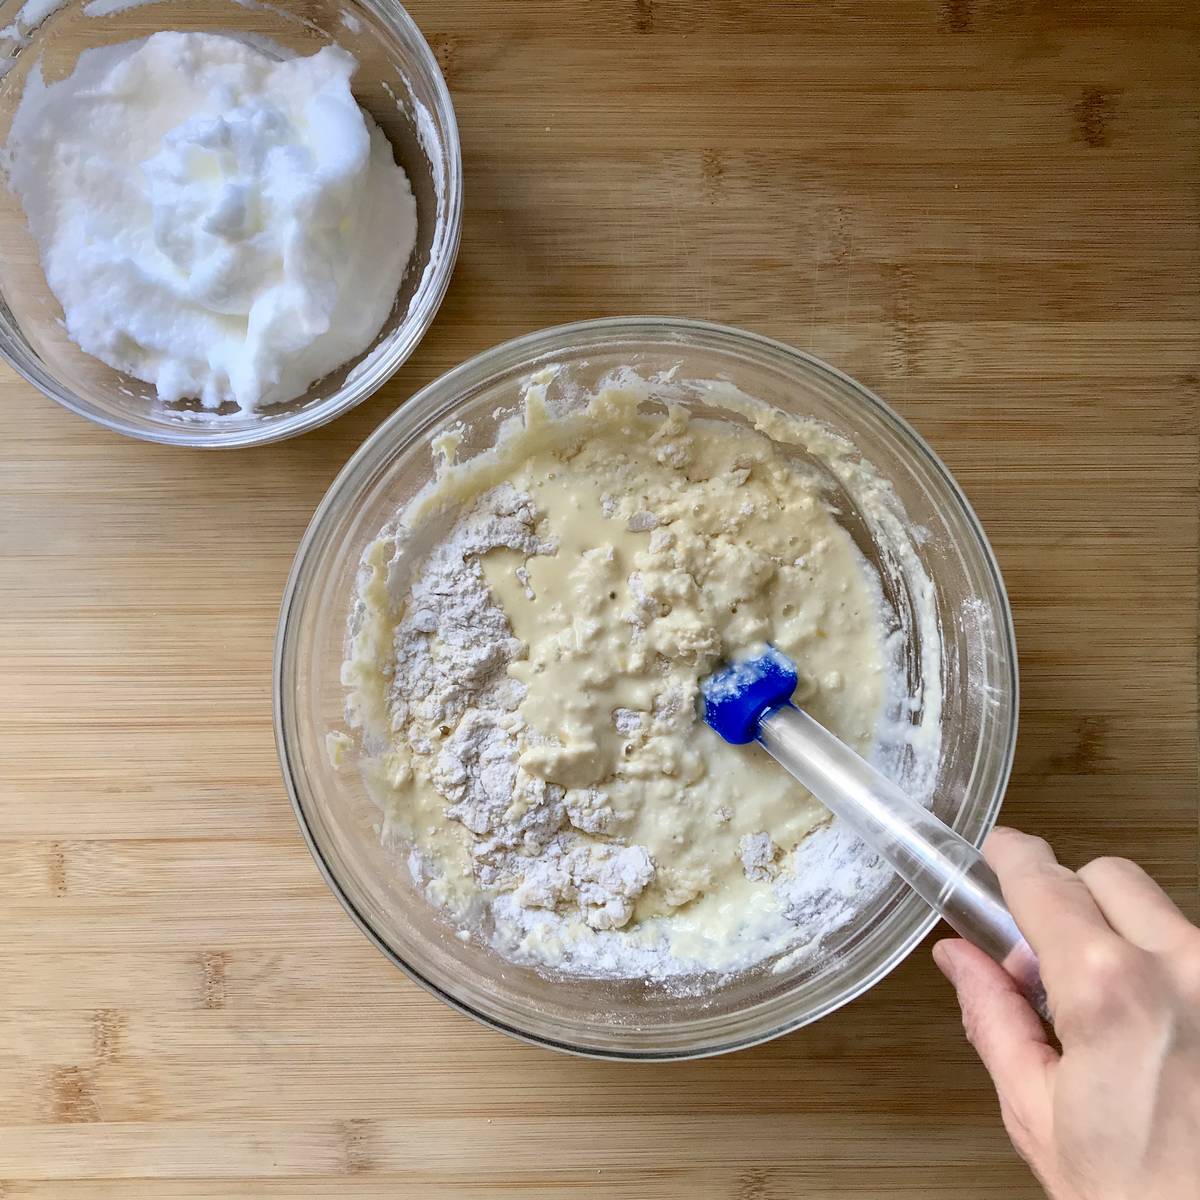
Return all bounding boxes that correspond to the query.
[340,370,939,981]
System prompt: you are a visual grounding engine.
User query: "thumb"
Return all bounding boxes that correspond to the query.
[934,938,1058,1150]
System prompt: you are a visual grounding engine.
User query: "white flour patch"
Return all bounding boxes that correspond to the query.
[771,819,893,971]
[384,485,667,937]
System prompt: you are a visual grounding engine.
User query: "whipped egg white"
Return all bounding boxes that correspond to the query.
[4,31,417,412]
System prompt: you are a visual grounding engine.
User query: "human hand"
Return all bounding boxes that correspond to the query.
[933,827,1200,1200]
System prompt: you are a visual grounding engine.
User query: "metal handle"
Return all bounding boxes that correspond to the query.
[759,703,1050,1021]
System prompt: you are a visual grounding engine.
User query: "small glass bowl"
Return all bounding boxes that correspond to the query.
[0,0,461,447]
[275,318,1019,1059]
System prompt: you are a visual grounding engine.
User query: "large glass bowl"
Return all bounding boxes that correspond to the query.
[0,0,461,447]
[275,318,1018,1059]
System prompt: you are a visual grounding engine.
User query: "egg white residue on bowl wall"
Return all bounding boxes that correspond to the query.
[0,0,268,77]
[80,0,170,16]
[340,367,943,988]
[1,0,213,44]
[0,0,65,74]
[0,0,66,40]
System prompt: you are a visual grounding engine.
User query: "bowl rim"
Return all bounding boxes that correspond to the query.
[274,315,1020,1059]
[0,0,463,449]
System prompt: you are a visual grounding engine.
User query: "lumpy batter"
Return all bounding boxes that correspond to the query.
[343,376,899,978]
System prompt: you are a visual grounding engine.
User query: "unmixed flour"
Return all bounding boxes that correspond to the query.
[384,483,658,932]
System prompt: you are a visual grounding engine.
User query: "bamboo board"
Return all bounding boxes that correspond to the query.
[0,1,1196,1196]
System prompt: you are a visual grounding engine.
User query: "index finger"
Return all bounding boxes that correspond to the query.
[984,827,1120,986]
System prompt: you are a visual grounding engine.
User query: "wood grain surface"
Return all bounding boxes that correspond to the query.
[1,1,1197,1196]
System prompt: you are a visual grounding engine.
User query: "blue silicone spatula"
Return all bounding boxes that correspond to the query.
[701,646,1049,1021]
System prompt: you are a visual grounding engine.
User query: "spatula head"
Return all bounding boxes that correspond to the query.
[700,646,798,745]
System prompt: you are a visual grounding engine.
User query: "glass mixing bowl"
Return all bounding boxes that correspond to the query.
[0,0,460,447]
[275,318,1018,1059]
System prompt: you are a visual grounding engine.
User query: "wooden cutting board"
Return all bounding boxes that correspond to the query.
[0,1,1196,1196]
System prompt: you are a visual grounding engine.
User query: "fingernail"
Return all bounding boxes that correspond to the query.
[932,940,957,984]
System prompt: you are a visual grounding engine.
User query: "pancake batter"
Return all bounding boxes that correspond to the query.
[343,376,901,978]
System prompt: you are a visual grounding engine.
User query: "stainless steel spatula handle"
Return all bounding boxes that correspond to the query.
[759,703,1050,1021]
